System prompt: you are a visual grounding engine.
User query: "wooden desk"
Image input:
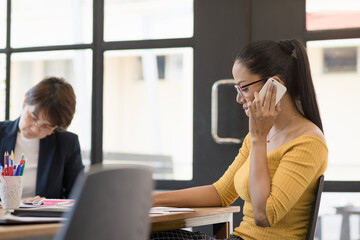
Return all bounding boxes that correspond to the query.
[0,223,60,239]
[0,206,240,239]
[151,206,240,239]
[0,209,59,239]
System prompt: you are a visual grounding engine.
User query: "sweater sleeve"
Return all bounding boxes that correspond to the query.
[213,134,250,206]
[265,136,328,226]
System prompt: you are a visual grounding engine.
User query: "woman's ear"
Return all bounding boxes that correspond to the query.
[272,76,285,85]
[22,95,27,109]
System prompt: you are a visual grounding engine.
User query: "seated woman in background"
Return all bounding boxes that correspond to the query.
[0,77,84,200]
[151,39,328,240]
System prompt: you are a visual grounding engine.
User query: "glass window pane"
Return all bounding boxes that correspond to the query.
[103,48,193,180]
[0,0,6,48]
[0,54,5,120]
[11,0,93,48]
[104,0,193,42]
[307,39,360,180]
[318,193,360,239]
[10,50,92,164]
[306,0,360,30]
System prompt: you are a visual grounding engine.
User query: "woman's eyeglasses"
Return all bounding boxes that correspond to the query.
[26,111,57,133]
[234,78,268,97]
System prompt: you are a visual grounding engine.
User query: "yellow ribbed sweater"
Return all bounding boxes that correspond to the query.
[213,134,328,240]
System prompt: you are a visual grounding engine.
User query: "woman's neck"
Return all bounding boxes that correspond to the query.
[272,95,300,130]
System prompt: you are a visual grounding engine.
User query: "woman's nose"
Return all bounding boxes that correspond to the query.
[236,93,245,104]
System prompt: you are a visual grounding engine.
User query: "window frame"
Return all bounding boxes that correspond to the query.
[1,0,196,189]
[4,0,359,193]
[305,9,360,192]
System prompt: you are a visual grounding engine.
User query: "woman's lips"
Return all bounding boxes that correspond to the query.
[23,130,35,138]
[243,106,248,111]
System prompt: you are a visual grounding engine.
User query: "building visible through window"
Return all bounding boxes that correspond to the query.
[323,47,357,73]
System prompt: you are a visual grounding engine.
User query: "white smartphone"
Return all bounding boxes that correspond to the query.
[258,78,287,105]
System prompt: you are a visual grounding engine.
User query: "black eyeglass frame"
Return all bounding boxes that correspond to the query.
[234,77,269,97]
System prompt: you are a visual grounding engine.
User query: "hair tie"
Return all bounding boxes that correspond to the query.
[278,40,295,55]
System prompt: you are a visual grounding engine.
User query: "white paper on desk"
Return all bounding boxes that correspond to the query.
[150,207,195,214]
[0,213,66,223]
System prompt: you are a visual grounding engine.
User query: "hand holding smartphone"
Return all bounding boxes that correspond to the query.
[258,78,287,105]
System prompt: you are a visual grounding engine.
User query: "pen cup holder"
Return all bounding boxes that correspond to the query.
[0,176,23,210]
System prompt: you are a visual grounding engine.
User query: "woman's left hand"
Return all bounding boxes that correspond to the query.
[248,82,281,141]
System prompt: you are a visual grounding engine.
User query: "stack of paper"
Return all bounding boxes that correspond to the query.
[0,212,66,224]
[150,207,195,214]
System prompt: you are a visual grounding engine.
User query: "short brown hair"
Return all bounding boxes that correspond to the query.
[25,76,76,131]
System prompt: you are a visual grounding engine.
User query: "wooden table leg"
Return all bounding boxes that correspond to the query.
[213,222,229,239]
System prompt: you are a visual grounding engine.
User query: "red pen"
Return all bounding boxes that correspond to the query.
[20,159,25,166]
[9,165,13,176]
[4,164,8,176]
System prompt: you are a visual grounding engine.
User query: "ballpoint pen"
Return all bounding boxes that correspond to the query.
[16,164,21,176]
[23,201,44,206]
[20,157,25,166]
[12,165,16,176]
[10,151,14,166]
[8,152,11,167]
[20,162,26,176]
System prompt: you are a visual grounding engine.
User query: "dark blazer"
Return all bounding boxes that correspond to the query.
[0,118,84,199]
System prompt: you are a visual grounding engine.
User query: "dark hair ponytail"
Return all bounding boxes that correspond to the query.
[290,39,323,132]
[235,39,323,132]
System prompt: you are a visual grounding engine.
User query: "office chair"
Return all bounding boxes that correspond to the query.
[306,175,325,240]
[54,164,153,240]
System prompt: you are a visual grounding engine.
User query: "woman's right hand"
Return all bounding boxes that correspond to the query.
[21,195,46,203]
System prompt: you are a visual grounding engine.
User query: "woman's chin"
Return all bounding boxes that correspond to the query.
[21,131,35,139]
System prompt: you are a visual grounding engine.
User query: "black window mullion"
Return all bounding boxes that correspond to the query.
[91,0,104,165]
[305,28,360,41]
[5,0,11,120]
[10,44,92,53]
[5,53,10,120]
[324,181,360,192]
[103,38,194,51]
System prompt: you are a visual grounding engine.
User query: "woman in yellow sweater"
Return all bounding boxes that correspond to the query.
[151,39,328,240]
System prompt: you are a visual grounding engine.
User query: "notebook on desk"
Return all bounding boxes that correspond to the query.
[12,206,70,218]
[0,206,69,225]
[0,213,66,225]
